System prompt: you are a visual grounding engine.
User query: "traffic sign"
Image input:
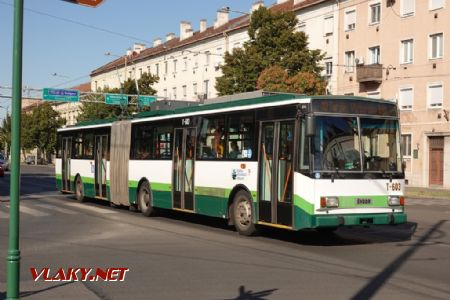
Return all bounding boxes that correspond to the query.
[42,88,80,102]
[138,95,157,107]
[105,93,128,106]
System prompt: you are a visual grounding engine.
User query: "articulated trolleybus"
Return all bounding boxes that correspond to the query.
[56,93,406,235]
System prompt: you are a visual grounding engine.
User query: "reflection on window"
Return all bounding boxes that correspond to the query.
[314,116,361,171]
[226,114,254,160]
[73,133,83,159]
[133,125,154,159]
[83,133,94,158]
[197,117,225,159]
[156,126,172,159]
[360,118,401,172]
[298,119,310,171]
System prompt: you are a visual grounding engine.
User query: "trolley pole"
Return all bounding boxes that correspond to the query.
[6,0,23,299]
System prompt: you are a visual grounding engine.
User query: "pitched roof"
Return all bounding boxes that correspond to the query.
[90,0,328,77]
[70,82,91,92]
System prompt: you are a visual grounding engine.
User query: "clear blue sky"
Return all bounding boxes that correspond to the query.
[0,0,257,116]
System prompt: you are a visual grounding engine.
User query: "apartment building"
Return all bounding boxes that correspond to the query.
[90,0,338,100]
[337,0,450,188]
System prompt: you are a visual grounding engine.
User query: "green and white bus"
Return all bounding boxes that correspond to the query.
[56,93,406,235]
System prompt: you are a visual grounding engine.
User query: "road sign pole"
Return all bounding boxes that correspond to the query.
[6,0,23,299]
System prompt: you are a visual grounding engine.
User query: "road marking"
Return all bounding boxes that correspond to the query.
[34,204,78,215]
[63,202,116,214]
[19,205,50,217]
[0,210,9,219]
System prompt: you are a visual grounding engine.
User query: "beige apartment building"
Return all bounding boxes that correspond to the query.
[337,0,450,188]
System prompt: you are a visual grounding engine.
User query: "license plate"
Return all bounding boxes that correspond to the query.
[356,198,372,205]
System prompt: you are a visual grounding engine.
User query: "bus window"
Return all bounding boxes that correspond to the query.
[197,117,225,159]
[226,114,254,160]
[73,132,83,159]
[155,125,173,159]
[56,133,62,159]
[133,125,154,159]
[83,133,94,159]
[298,118,310,172]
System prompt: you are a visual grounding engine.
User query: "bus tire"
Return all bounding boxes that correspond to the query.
[233,190,256,236]
[75,176,85,203]
[138,181,154,217]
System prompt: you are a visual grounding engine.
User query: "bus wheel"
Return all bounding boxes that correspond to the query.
[138,181,153,217]
[75,176,85,202]
[233,190,256,236]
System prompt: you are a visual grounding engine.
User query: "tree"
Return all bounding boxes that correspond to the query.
[216,7,324,96]
[256,65,326,95]
[28,103,65,161]
[78,72,159,122]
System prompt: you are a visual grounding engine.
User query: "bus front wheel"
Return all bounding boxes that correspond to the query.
[233,190,256,236]
[138,181,154,217]
[75,176,85,203]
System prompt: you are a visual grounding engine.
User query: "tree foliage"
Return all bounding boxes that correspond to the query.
[78,72,159,122]
[216,7,324,96]
[257,65,326,95]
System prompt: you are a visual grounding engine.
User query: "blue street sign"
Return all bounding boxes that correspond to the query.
[138,95,157,107]
[42,88,79,102]
[105,93,128,106]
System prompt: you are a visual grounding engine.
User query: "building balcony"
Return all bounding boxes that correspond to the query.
[356,64,383,83]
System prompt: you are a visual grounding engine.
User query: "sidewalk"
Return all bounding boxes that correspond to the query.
[405,186,450,200]
[0,280,99,300]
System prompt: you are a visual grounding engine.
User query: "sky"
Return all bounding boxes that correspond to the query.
[0,0,259,118]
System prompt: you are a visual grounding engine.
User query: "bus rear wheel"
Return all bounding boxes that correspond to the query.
[138,181,154,217]
[233,190,256,236]
[75,176,85,203]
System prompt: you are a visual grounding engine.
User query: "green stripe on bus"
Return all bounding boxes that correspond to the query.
[293,195,314,215]
[55,174,62,180]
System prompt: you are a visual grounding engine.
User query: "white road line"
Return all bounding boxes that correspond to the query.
[0,210,9,219]
[19,206,50,217]
[63,202,116,214]
[34,204,78,215]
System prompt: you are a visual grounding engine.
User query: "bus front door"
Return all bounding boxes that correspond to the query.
[172,128,196,211]
[61,137,72,191]
[259,121,294,227]
[95,135,108,199]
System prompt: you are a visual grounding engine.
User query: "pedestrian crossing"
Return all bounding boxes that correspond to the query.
[0,200,117,219]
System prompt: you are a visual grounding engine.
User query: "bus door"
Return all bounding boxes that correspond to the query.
[172,127,196,211]
[258,121,295,227]
[95,135,108,198]
[61,137,72,191]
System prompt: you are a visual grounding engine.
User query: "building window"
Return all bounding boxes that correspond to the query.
[163,89,167,98]
[367,90,380,98]
[182,85,187,98]
[139,68,142,77]
[430,0,444,10]
[429,33,443,59]
[155,63,159,76]
[203,80,209,98]
[164,61,168,75]
[173,60,177,73]
[345,9,356,31]
[323,16,333,36]
[172,87,177,99]
[401,39,414,64]
[205,51,211,66]
[193,53,199,68]
[401,134,412,157]
[369,46,380,64]
[183,57,188,71]
[427,83,443,107]
[193,83,198,96]
[297,21,306,32]
[215,48,223,67]
[401,0,415,17]
[399,87,413,110]
[345,51,355,72]
[325,59,333,76]
[370,3,381,24]
[147,66,150,74]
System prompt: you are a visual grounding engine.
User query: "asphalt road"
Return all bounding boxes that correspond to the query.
[1,165,449,299]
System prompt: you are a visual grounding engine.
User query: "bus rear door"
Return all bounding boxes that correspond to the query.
[61,136,72,192]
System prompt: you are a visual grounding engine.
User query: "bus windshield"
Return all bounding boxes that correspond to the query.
[313,116,402,173]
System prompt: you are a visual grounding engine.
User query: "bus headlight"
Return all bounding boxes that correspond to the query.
[388,196,402,206]
[321,196,339,208]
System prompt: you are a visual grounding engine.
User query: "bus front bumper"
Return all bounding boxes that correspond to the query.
[314,212,407,228]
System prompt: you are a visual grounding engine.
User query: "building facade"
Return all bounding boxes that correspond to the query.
[337,0,450,188]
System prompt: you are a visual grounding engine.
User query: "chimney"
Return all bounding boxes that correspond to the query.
[126,48,132,56]
[166,33,176,42]
[200,19,207,33]
[132,43,146,54]
[153,37,162,47]
[251,0,264,12]
[276,0,289,4]
[293,0,306,4]
[214,9,229,29]
[180,21,193,41]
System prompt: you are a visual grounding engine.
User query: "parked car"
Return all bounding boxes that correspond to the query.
[0,154,9,171]
[26,155,35,165]
[0,166,4,177]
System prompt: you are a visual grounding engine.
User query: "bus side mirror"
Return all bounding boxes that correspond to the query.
[306,115,315,137]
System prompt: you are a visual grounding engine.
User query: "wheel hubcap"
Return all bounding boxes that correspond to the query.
[237,199,251,227]
[141,189,149,208]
